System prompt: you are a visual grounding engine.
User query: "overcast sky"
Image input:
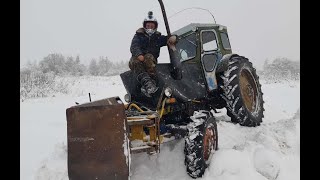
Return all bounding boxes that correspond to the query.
[20,0,299,69]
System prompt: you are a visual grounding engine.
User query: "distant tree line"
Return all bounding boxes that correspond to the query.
[20,53,129,99]
[22,53,129,76]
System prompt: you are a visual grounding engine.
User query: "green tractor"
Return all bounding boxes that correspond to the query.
[120,22,265,178]
[66,1,264,179]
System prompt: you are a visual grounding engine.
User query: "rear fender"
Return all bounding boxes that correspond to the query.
[216,54,239,73]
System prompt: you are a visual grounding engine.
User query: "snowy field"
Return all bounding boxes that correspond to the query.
[20,75,300,180]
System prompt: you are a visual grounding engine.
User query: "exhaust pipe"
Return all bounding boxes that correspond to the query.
[158,0,182,80]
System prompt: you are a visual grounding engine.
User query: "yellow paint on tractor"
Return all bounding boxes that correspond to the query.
[125,99,170,151]
[130,125,145,140]
[147,125,156,141]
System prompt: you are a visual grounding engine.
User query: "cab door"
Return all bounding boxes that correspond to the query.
[200,30,222,91]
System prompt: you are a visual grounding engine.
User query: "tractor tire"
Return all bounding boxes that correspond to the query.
[220,55,264,127]
[184,110,218,178]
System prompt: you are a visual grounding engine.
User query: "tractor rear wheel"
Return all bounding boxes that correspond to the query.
[220,56,264,127]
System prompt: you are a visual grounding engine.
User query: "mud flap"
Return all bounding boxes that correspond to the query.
[66,97,130,180]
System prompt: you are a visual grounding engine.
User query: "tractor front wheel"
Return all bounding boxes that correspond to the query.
[184,110,218,178]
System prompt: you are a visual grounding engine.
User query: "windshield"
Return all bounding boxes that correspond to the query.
[168,8,215,33]
[157,8,215,63]
[176,33,197,62]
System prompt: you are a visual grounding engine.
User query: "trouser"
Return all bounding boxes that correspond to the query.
[128,53,157,78]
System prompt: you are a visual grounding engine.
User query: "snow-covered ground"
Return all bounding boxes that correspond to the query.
[20,75,300,180]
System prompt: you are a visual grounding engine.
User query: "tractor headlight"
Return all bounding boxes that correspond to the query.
[164,87,173,97]
[124,93,131,103]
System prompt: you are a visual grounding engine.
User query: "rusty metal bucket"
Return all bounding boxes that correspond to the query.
[66,97,130,180]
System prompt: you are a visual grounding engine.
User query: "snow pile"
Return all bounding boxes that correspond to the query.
[34,143,68,180]
[20,75,299,180]
[207,109,300,180]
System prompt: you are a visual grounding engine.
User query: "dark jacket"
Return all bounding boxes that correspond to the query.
[130,28,168,61]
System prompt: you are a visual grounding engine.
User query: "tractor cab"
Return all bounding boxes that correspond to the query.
[174,23,232,91]
[175,23,232,62]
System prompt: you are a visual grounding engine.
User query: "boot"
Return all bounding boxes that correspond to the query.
[141,81,158,97]
[137,72,159,97]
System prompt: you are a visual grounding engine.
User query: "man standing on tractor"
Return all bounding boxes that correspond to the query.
[129,11,177,97]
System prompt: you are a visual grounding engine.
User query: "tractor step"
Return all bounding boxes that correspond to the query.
[127,116,155,126]
[130,145,156,154]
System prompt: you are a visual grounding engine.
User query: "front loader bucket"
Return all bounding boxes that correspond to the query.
[66,97,130,180]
